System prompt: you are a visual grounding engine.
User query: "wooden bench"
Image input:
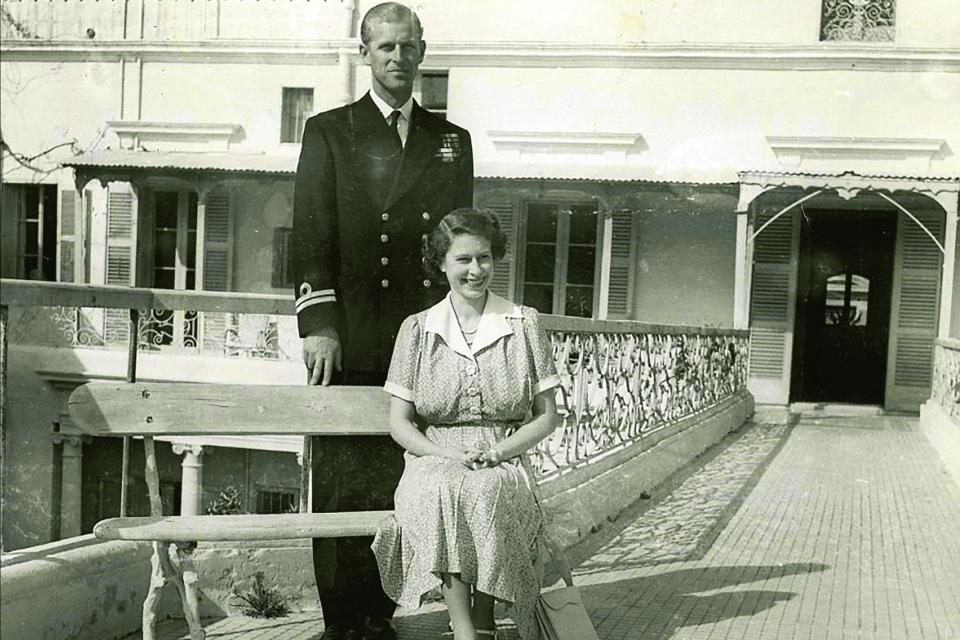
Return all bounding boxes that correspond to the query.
[69,381,394,640]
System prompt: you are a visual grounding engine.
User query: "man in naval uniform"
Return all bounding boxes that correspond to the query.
[291,3,473,638]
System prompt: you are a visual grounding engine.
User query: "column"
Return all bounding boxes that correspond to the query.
[51,432,91,538]
[172,443,205,516]
[336,48,355,108]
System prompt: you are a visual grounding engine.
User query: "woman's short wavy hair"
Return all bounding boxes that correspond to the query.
[424,208,508,280]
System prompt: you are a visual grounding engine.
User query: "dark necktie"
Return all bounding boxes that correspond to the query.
[387,110,403,150]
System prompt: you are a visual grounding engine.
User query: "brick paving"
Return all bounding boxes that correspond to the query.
[135,414,960,640]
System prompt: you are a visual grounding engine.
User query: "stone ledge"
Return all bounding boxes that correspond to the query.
[920,399,960,489]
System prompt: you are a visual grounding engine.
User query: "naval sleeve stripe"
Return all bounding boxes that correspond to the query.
[295,296,337,314]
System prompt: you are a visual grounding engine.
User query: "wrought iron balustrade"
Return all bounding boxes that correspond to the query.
[1,280,749,480]
[931,339,960,425]
[533,316,749,477]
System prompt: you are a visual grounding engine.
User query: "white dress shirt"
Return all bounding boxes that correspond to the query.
[369,90,414,148]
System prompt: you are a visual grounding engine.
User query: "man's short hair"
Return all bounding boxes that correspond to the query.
[360,2,424,44]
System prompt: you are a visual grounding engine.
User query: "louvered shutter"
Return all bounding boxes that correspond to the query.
[57,187,78,282]
[104,186,136,344]
[606,211,635,319]
[481,192,517,302]
[200,188,233,351]
[884,210,944,411]
[748,207,799,403]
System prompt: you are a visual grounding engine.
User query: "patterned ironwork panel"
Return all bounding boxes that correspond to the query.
[931,341,960,424]
[820,0,896,42]
[530,330,749,477]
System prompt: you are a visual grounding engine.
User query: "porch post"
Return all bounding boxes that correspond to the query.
[939,207,958,340]
[734,181,763,330]
[596,211,613,320]
[172,443,205,516]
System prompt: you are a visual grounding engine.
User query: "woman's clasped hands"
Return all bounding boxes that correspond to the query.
[441,441,503,470]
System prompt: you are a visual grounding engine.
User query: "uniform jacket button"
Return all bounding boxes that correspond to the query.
[422,211,431,221]
[381,257,389,266]
[423,279,431,287]
[381,279,390,288]
[381,212,390,221]
[380,234,389,243]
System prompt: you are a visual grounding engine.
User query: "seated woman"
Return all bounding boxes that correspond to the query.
[372,208,561,640]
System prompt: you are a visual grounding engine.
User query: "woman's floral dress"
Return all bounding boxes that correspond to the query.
[372,292,560,639]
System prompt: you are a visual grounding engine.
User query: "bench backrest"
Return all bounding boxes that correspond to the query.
[68,382,392,437]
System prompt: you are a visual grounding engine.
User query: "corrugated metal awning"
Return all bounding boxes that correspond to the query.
[63,149,299,175]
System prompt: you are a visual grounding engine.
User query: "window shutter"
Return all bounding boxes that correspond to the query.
[606,211,635,319]
[748,207,798,403]
[104,187,136,344]
[58,187,78,283]
[885,210,943,410]
[200,188,233,351]
[481,192,517,301]
[202,188,232,291]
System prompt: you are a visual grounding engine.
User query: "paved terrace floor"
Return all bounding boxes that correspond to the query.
[134,413,960,640]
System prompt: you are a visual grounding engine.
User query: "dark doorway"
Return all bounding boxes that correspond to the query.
[791,210,896,404]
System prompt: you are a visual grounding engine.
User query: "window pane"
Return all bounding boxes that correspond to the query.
[155,192,179,229]
[24,186,39,221]
[568,205,597,244]
[565,286,594,318]
[155,230,177,267]
[185,270,196,291]
[526,204,558,243]
[523,284,554,314]
[567,246,596,285]
[24,220,39,254]
[281,87,314,144]
[524,244,555,283]
[420,72,448,114]
[153,268,175,290]
[186,230,197,268]
[187,192,198,231]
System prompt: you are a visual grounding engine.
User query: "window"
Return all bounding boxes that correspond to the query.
[416,71,448,119]
[15,184,58,280]
[519,201,599,318]
[820,0,895,42]
[281,87,314,143]
[825,273,870,326]
[272,227,294,289]
[256,488,298,514]
[149,190,199,346]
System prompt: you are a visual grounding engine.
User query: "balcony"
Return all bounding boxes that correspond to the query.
[3,279,958,640]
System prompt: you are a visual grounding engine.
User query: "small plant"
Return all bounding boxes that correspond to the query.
[205,485,244,515]
[232,571,291,619]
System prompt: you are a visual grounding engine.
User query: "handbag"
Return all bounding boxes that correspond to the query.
[534,538,601,640]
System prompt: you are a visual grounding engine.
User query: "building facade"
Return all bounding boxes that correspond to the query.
[2,0,958,549]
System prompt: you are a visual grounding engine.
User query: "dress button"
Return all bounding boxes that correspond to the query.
[468,387,479,396]
[422,211,431,221]
[423,279,431,288]
[381,256,389,266]
[381,279,390,288]
[466,364,478,375]
[381,212,390,221]
[380,234,389,243]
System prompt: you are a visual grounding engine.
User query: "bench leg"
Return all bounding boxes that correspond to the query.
[142,543,167,640]
[171,542,206,640]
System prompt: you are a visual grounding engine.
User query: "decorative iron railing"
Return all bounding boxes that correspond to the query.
[1,280,749,480]
[533,317,748,476]
[931,339,960,425]
[820,0,896,42]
